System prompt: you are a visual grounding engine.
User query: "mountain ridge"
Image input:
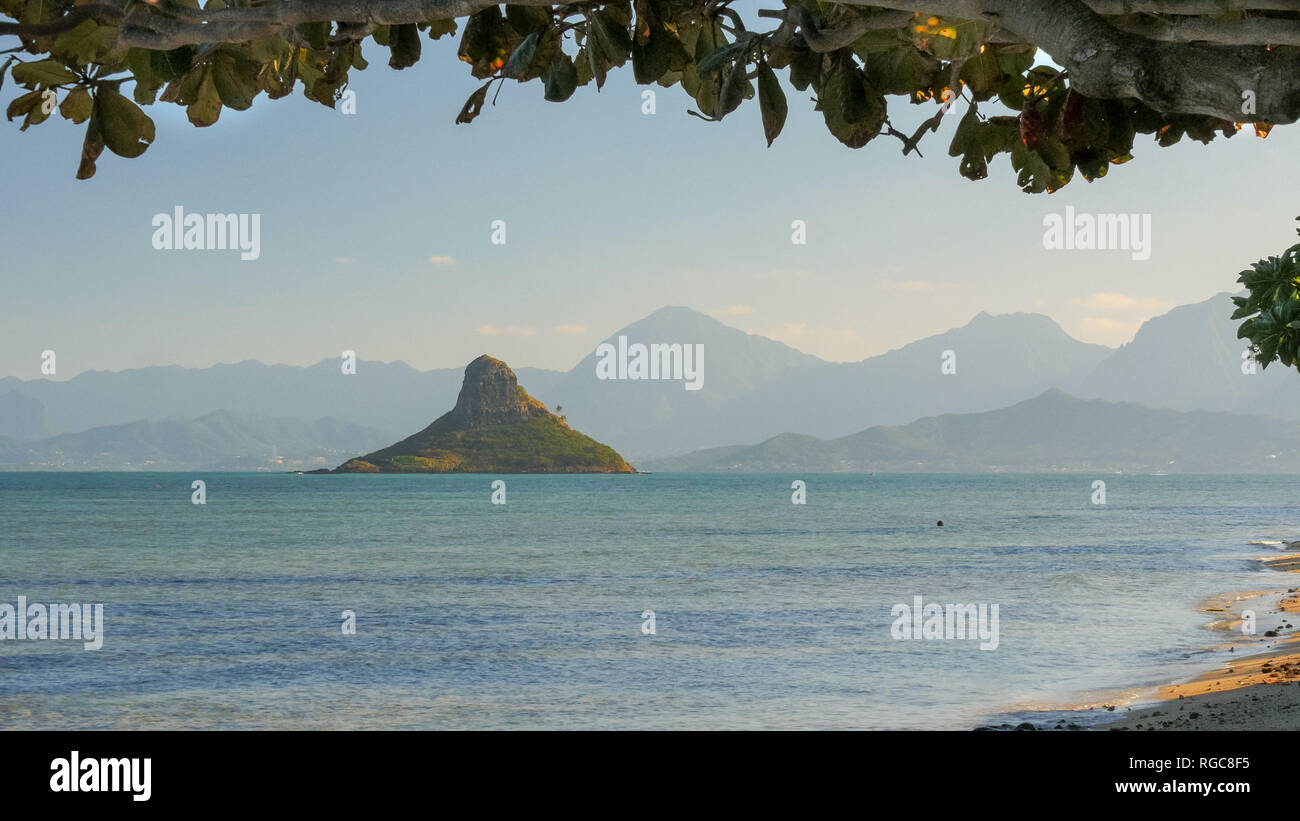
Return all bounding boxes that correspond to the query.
[643,389,1300,473]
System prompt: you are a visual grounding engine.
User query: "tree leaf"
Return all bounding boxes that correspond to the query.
[95,86,155,158]
[10,58,78,87]
[186,67,222,127]
[212,48,260,110]
[716,58,748,120]
[756,61,787,146]
[426,19,459,40]
[502,32,539,80]
[455,80,491,124]
[389,23,422,70]
[458,8,509,79]
[543,51,577,102]
[76,112,104,180]
[819,55,885,149]
[51,20,117,67]
[5,88,42,122]
[59,85,92,123]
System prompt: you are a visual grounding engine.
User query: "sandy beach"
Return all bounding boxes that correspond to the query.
[1099,553,1300,731]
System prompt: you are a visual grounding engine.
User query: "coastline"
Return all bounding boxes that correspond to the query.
[979,552,1300,731]
[1097,553,1300,730]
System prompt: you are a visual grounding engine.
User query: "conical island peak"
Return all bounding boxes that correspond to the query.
[331,355,635,474]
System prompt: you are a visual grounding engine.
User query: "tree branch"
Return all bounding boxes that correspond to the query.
[1111,13,1300,47]
[846,0,1300,123]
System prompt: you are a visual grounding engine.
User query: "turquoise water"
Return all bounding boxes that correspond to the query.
[0,472,1296,730]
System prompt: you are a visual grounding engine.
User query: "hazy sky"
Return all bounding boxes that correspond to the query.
[3,4,1298,380]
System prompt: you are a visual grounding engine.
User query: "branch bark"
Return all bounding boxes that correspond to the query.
[849,0,1300,123]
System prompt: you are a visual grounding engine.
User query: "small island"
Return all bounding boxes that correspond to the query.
[325,355,635,474]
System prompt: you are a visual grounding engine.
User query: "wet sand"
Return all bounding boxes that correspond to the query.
[1100,554,1300,731]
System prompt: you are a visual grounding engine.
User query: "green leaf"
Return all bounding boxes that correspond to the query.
[852,30,909,58]
[862,45,940,97]
[51,20,117,67]
[959,50,1003,98]
[389,23,422,70]
[697,38,748,79]
[77,113,105,180]
[186,67,222,127]
[543,51,578,102]
[715,59,748,120]
[458,8,510,79]
[587,10,632,89]
[756,61,787,147]
[6,89,42,121]
[788,48,820,92]
[211,48,260,110]
[426,19,458,40]
[818,55,885,149]
[949,108,1017,181]
[59,85,92,123]
[94,86,155,158]
[20,88,54,130]
[574,47,594,87]
[502,32,540,80]
[632,20,686,85]
[297,22,329,51]
[11,59,78,87]
[506,6,550,36]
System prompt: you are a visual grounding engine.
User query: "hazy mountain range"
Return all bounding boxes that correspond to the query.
[1,291,1297,469]
[642,389,1300,473]
[0,410,391,471]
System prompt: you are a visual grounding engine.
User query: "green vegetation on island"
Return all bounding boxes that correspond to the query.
[332,355,634,474]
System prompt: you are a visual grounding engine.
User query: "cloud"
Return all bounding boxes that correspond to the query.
[477,324,535,337]
[428,255,457,265]
[712,304,754,316]
[878,279,936,293]
[554,324,587,335]
[1078,316,1144,340]
[1077,292,1171,313]
[759,322,861,359]
[755,269,814,282]
[334,257,355,265]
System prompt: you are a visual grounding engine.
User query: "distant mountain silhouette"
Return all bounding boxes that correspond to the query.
[6,296,1300,465]
[541,306,823,459]
[644,390,1300,473]
[1079,292,1300,418]
[331,356,633,474]
[0,360,565,437]
[0,391,49,440]
[0,410,390,471]
[544,307,1111,458]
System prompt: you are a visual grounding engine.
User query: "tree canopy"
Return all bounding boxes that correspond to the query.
[4,0,1299,369]
[3,1,1297,183]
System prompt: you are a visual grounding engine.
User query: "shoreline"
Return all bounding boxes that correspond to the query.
[979,551,1300,731]
[1096,553,1300,730]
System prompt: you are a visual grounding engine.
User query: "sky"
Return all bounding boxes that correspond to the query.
[3,2,1299,380]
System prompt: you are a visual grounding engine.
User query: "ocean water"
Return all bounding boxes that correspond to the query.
[0,472,1296,730]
